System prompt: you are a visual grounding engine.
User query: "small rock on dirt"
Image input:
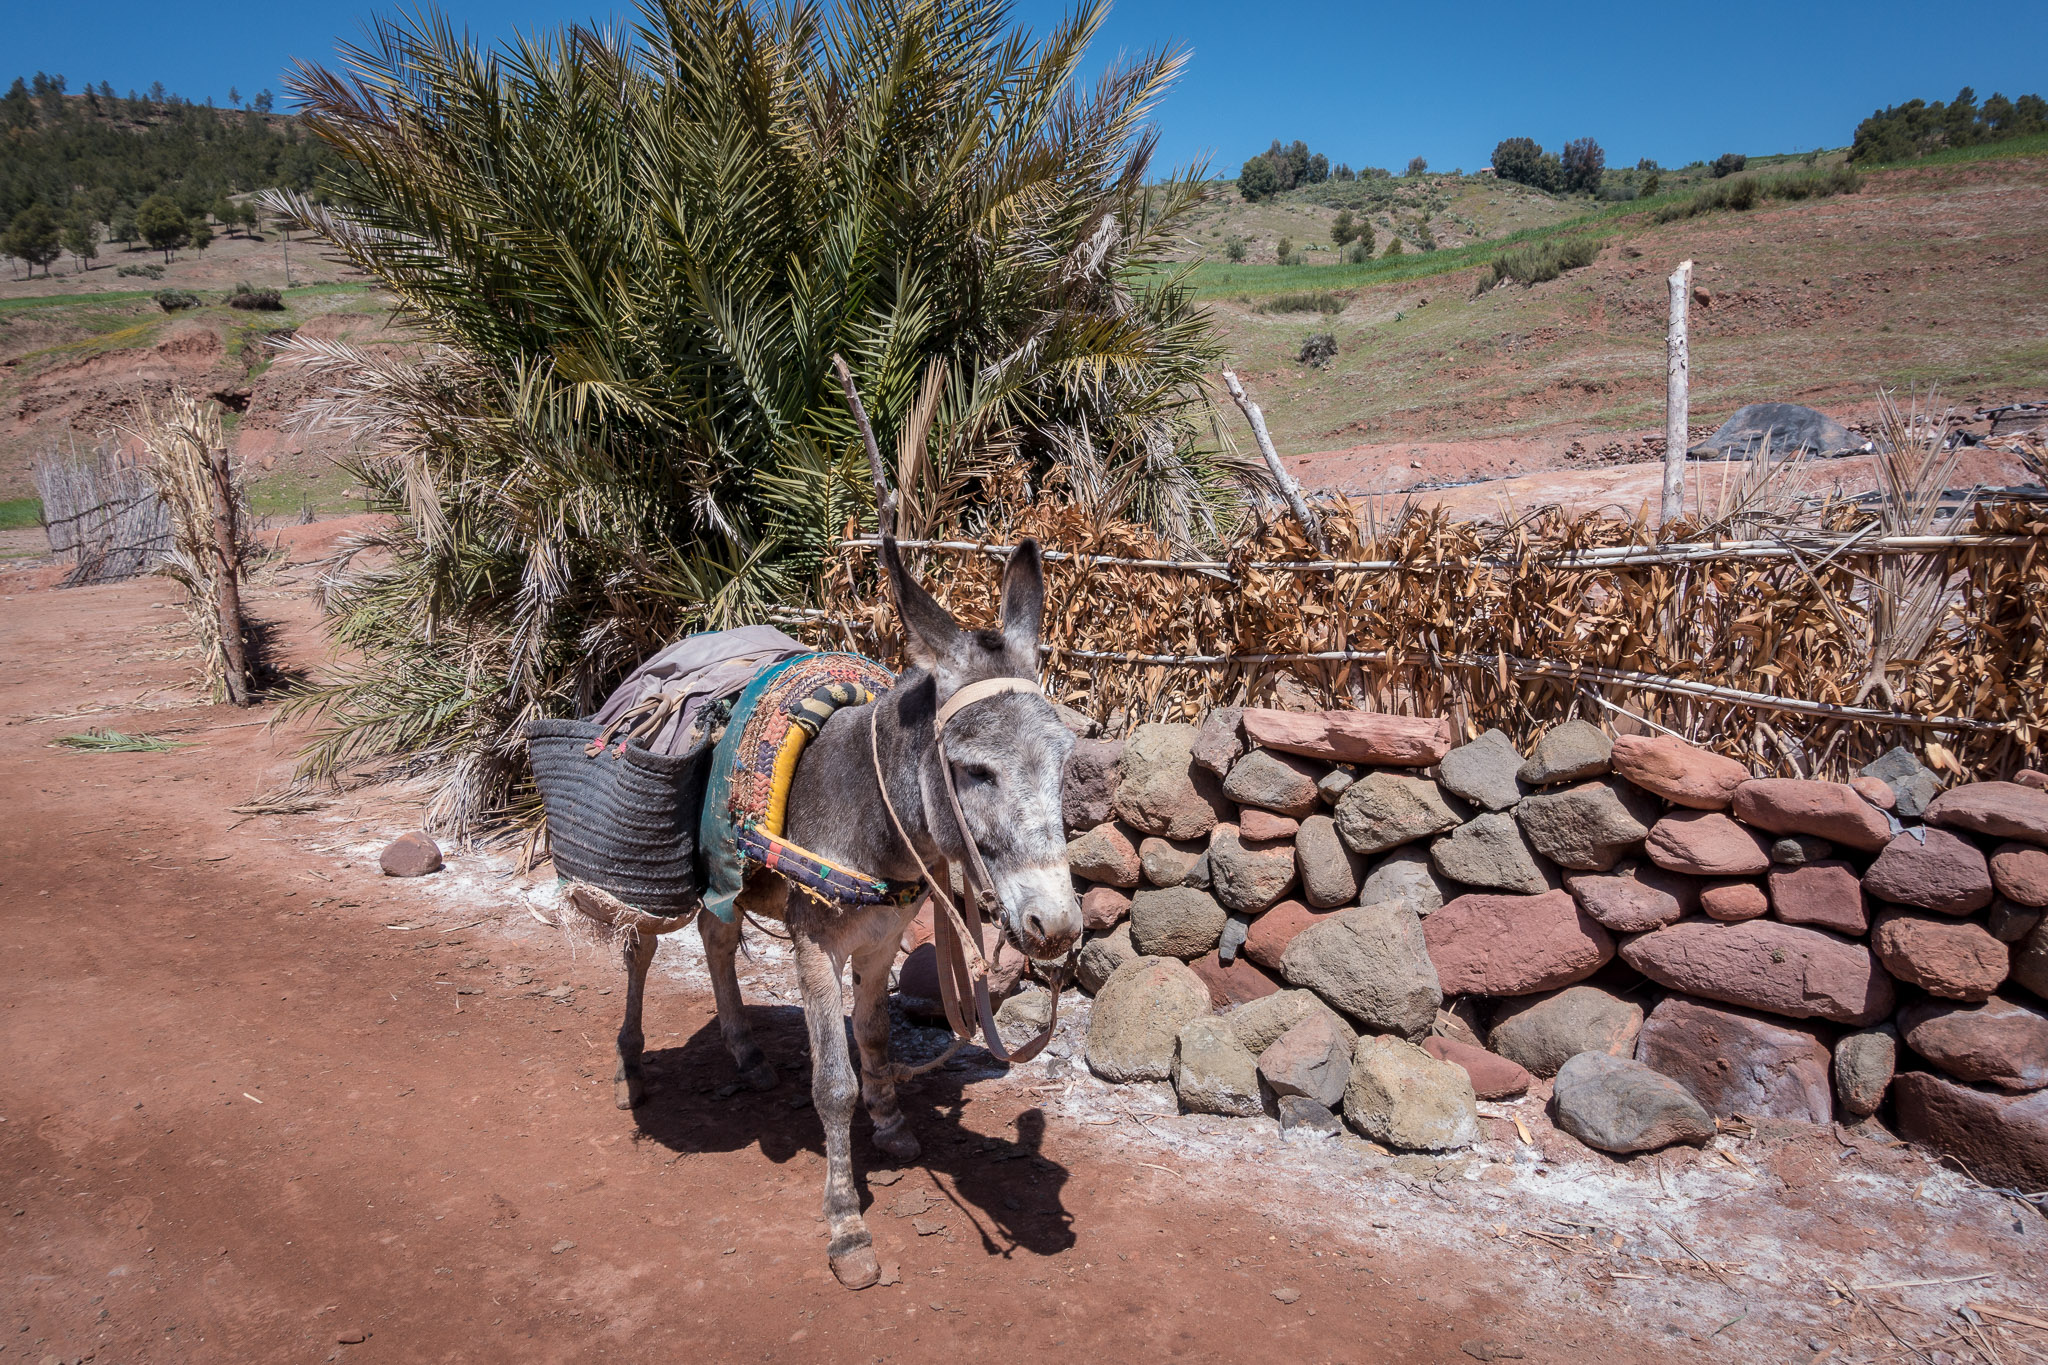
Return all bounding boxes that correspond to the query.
[1257,1010,1354,1108]
[1276,1094,1343,1137]
[1551,1051,1715,1153]
[380,832,444,877]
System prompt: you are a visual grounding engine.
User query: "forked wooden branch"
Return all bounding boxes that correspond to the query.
[1222,369,1328,555]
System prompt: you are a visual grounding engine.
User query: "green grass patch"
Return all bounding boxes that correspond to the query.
[1250,290,1347,315]
[0,289,158,314]
[0,497,42,529]
[1486,235,1601,288]
[1863,129,2048,169]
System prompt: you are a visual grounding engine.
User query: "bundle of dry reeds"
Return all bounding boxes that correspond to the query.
[30,438,172,583]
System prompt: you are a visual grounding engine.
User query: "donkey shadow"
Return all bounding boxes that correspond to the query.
[627,1004,1075,1259]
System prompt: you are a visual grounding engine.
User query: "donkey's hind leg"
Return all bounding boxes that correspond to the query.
[613,928,659,1109]
[851,935,918,1162]
[698,906,778,1092]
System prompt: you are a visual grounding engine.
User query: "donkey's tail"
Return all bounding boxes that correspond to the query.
[564,882,699,937]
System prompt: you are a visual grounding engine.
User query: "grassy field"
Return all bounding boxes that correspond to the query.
[0,496,42,529]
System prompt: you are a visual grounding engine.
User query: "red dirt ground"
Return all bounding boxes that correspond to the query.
[5,527,2047,1364]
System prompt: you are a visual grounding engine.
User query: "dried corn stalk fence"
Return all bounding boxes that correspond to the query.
[804,494,2046,782]
[30,440,173,585]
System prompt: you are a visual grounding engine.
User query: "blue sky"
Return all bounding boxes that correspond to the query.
[8,0,2046,173]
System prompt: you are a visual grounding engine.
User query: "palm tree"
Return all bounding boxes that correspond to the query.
[270,0,1254,832]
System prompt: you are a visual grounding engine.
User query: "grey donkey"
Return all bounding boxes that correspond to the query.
[608,535,1082,1289]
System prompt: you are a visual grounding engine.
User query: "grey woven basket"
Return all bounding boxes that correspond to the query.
[525,718,711,913]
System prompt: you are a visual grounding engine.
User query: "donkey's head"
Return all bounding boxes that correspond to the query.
[883,536,1081,961]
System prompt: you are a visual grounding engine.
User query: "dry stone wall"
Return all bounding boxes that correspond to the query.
[1047,707,2048,1186]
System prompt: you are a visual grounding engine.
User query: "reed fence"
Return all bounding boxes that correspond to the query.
[30,440,172,585]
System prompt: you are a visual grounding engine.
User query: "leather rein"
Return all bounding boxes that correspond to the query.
[868,676,1072,1069]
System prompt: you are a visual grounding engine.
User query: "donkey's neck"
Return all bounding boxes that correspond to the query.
[779,670,945,886]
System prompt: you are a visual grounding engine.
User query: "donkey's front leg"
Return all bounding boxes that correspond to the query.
[614,928,659,1109]
[851,936,918,1162]
[792,922,878,1289]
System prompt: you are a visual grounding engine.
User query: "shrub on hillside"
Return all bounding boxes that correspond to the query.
[1560,137,1605,194]
[1225,236,1246,262]
[1275,235,1296,266]
[1331,209,1356,247]
[1406,156,1427,177]
[154,289,200,311]
[1347,241,1370,264]
[1491,137,1543,186]
[1485,235,1598,289]
[1297,333,1337,369]
[228,283,283,310]
[1710,152,1747,178]
[115,262,164,279]
[1256,291,1344,316]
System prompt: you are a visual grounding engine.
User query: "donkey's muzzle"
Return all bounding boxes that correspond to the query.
[1013,896,1083,961]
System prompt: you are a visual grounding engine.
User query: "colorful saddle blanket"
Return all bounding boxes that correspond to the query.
[699,651,917,923]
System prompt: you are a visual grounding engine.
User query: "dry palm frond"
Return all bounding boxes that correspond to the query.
[57,729,187,753]
[1856,388,1975,706]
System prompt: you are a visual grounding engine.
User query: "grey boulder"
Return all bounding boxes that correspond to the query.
[1552,1051,1715,1154]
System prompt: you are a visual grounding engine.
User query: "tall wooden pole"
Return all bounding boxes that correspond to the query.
[206,443,251,705]
[1660,259,1693,526]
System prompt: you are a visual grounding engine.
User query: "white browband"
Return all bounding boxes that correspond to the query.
[932,676,1041,735]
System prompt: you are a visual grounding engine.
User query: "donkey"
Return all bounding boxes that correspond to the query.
[608,535,1082,1289]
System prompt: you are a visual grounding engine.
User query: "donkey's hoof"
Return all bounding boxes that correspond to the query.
[614,1071,646,1110]
[828,1236,880,1290]
[873,1119,920,1162]
[740,1062,779,1092]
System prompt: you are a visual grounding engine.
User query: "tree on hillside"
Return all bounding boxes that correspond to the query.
[61,213,97,270]
[1354,218,1375,256]
[1406,155,1427,176]
[1238,153,1279,201]
[1850,86,2046,162]
[1710,152,1746,177]
[1560,137,1605,193]
[1491,137,1543,186]
[188,218,213,255]
[1331,209,1356,247]
[137,195,190,260]
[3,205,63,276]
[1307,152,1328,184]
[251,89,274,113]
[229,87,241,108]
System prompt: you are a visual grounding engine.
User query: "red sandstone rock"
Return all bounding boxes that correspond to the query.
[1421,1036,1532,1100]
[1240,708,1452,767]
[1894,1072,2048,1190]
[1241,899,1332,971]
[1901,995,2048,1092]
[380,832,443,877]
[1564,861,1699,932]
[1993,843,2048,908]
[2016,770,2048,792]
[1080,885,1131,930]
[1237,808,1300,842]
[1644,810,1771,877]
[1872,907,2009,1002]
[1731,779,1893,851]
[1066,821,1142,888]
[1608,734,1749,810]
[1767,860,1869,934]
[1849,775,1897,810]
[1862,827,1994,915]
[1619,919,1896,1026]
[1634,996,1833,1123]
[1698,880,1768,921]
[1189,949,1283,1008]
[1421,889,1614,997]
[1926,781,2048,845]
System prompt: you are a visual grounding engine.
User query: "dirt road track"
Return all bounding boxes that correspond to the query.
[2,552,2037,1364]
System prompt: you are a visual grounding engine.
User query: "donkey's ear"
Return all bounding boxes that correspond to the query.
[881,534,960,672]
[1000,537,1045,661]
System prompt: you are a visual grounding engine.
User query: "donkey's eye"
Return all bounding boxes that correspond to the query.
[960,764,997,785]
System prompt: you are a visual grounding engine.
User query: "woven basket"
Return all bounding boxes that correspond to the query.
[525,718,711,913]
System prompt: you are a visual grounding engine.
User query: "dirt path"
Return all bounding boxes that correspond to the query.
[4,548,2043,1364]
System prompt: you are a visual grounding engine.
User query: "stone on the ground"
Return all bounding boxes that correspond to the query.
[1832,1026,1897,1118]
[1863,827,1994,915]
[1994,843,2048,908]
[1487,984,1644,1078]
[1189,948,1282,1009]
[1333,773,1461,856]
[1242,709,1453,767]
[1257,1010,1355,1108]
[1437,729,1526,811]
[1358,846,1453,918]
[1190,707,1246,778]
[1430,812,1552,894]
[1901,995,2048,1092]
[1226,988,1351,1055]
[1767,860,1869,934]
[1861,745,1943,820]
[1085,956,1211,1083]
[1689,402,1869,461]
[1238,809,1299,842]
[1633,996,1832,1123]
[1080,885,1130,931]
[380,832,443,877]
[2020,771,2048,792]
[1112,723,1230,841]
[1564,861,1697,932]
[1514,778,1658,871]
[1423,889,1614,996]
[1295,814,1366,908]
[1206,824,1299,915]
[1223,749,1323,818]
[1894,1071,2048,1190]
[1871,906,2009,1002]
[1646,810,1772,877]
[1277,1094,1343,1137]
[1279,903,1441,1037]
[995,988,1055,1046]
[1770,834,1835,867]
[1139,836,1205,889]
[1242,899,1331,971]
[1342,1035,1481,1151]
[1066,821,1141,888]
[1551,1051,1715,1154]
[1732,778,1893,851]
[1620,919,1895,1025]
[1849,775,1897,810]
[1062,738,1125,833]
[1172,1016,1264,1117]
[1610,733,1749,810]
[1317,768,1355,805]
[1129,886,1229,960]
[1075,922,1136,995]
[1517,720,1612,786]
[1699,880,1769,922]
[1991,899,2045,944]
[1421,1036,1532,1099]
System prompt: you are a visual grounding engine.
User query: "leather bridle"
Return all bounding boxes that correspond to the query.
[869,676,1073,1068]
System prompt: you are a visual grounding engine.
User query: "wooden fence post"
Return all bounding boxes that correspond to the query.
[205,442,251,706]
[1660,259,1693,526]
